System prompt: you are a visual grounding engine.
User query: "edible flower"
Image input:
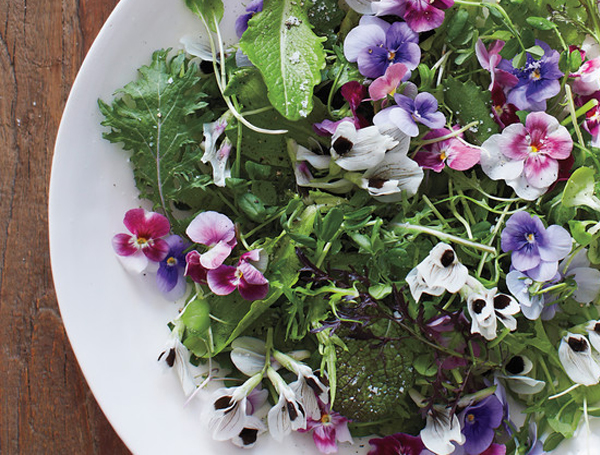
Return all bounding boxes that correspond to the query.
[497,355,546,395]
[368,432,426,455]
[420,405,465,455]
[571,57,600,95]
[157,234,188,300]
[344,16,420,79]
[185,211,237,270]
[368,63,409,102]
[480,112,573,200]
[414,127,480,172]
[300,401,353,454]
[267,367,308,441]
[372,0,455,33]
[207,249,269,301]
[466,287,520,341]
[501,211,572,282]
[459,396,503,455]
[558,333,600,386]
[112,208,170,273]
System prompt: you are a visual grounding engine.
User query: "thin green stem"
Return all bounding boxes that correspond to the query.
[395,222,497,254]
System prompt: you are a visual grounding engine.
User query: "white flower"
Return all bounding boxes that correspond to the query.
[560,249,600,304]
[205,373,264,442]
[497,355,546,395]
[467,289,497,341]
[231,415,267,449]
[202,119,231,187]
[266,368,307,441]
[407,243,469,301]
[330,121,397,171]
[558,333,600,386]
[158,322,200,397]
[230,336,268,377]
[587,320,600,354]
[420,406,465,455]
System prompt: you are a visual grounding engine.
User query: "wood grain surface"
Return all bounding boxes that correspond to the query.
[0,0,131,453]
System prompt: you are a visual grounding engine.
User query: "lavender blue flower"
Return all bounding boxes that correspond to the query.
[501,211,572,282]
[373,92,446,137]
[344,16,420,79]
[498,41,563,111]
[157,235,188,299]
[459,396,503,455]
[235,0,263,38]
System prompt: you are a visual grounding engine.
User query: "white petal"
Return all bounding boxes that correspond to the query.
[297,145,331,170]
[116,251,149,274]
[505,174,548,201]
[344,0,375,14]
[421,407,465,455]
[500,375,546,395]
[558,334,600,386]
[180,34,213,60]
[571,267,600,303]
[480,134,524,181]
[587,321,600,354]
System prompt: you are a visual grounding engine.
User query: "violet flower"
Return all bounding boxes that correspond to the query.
[559,248,600,304]
[344,16,420,79]
[480,112,573,200]
[372,0,455,33]
[505,270,545,320]
[112,208,170,273]
[475,40,518,92]
[373,92,446,137]
[184,250,208,284]
[413,127,480,172]
[498,41,563,111]
[501,211,572,282]
[368,432,426,455]
[185,211,237,270]
[459,396,503,455]
[207,249,269,301]
[299,401,353,454]
[235,0,263,38]
[490,85,519,129]
[157,235,188,300]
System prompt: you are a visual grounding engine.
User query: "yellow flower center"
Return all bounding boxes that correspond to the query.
[321,413,331,424]
[439,150,447,161]
[167,257,177,266]
[527,233,535,243]
[467,413,475,422]
[388,50,396,61]
[136,237,148,246]
[531,69,541,80]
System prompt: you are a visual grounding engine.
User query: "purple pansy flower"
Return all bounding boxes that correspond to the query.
[112,208,170,273]
[459,396,503,455]
[480,111,573,200]
[344,16,420,79]
[498,41,563,111]
[501,211,572,282]
[475,40,519,92]
[373,92,446,137]
[372,0,455,33]
[207,249,269,301]
[157,235,188,299]
[299,401,353,454]
[185,211,237,270]
[235,0,263,38]
[414,127,480,172]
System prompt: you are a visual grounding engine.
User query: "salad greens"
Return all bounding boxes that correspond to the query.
[101,0,600,453]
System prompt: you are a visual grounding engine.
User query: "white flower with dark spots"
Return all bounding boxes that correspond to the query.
[587,320,600,354]
[497,355,546,395]
[267,367,307,441]
[420,405,465,455]
[558,333,600,386]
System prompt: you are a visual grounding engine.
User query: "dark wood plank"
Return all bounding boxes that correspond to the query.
[0,0,130,453]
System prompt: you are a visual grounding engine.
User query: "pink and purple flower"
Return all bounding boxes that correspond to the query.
[480,111,573,200]
[372,0,455,33]
[112,208,170,272]
[344,16,420,79]
[368,432,426,455]
[413,127,480,172]
[185,211,237,270]
[207,249,269,301]
[300,402,353,454]
[571,57,600,96]
[368,63,409,102]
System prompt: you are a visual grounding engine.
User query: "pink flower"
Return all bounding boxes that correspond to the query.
[300,402,353,454]
[490,84,519,129]
[112,208,170,272]
[368,432,425,455]
[207,249,269,301]
[369,63,409,101]
[372,0,455,33]
[185,211,237,269]
[571,57,600,96]
[584,103,600,148]
[184,250,208,284]
[475,40,518,92]
[480,112,573,200]
[413,127,480,172]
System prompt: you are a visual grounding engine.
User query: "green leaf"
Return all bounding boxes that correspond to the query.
[184,0,224,32]
[98,50,209,216]
[181,298,211,334]
[526,16,555,30]
[569,49,583,72]
[500,38,520,60]
[526,45,545,59]
[442,77,499,143]
[513,50,527,68]
[543,432,565,451]
[239,0,326,120]
[446,9,469,43]
[237,192,267,222]
[317,207,344,243]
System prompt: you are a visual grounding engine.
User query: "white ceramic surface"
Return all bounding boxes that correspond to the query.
[48,1,597,454]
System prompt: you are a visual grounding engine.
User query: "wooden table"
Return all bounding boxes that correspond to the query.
[1,1,130,453]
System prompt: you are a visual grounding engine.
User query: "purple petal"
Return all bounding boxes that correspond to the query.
[344,23,386,63]
[420,111,446,129]
[143,238,170,262]
[414,92,439,114]
[404,0,446,33]
[312,425,339,454]
[392,42,421,71]
[123,208,170,239]
[538,225,572,262]
[523,154,559,188]
[184,250,208,284]
[389,106,420,137]
[157,262,180,293]
[357,46,390,79]
[112,233,137,256]
[386,21,419,46]
[207,265,238,296]
[526,260,559,282]
[414,149,447,172]
[238,281,269,301]
[238,262,268,285]
[186,211,235,247]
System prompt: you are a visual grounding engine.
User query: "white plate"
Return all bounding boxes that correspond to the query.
[49,1,600,454]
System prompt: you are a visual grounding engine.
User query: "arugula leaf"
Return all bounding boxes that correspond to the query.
[184,0,224,32]
[99,50,210,217]
[239,0,326,121]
